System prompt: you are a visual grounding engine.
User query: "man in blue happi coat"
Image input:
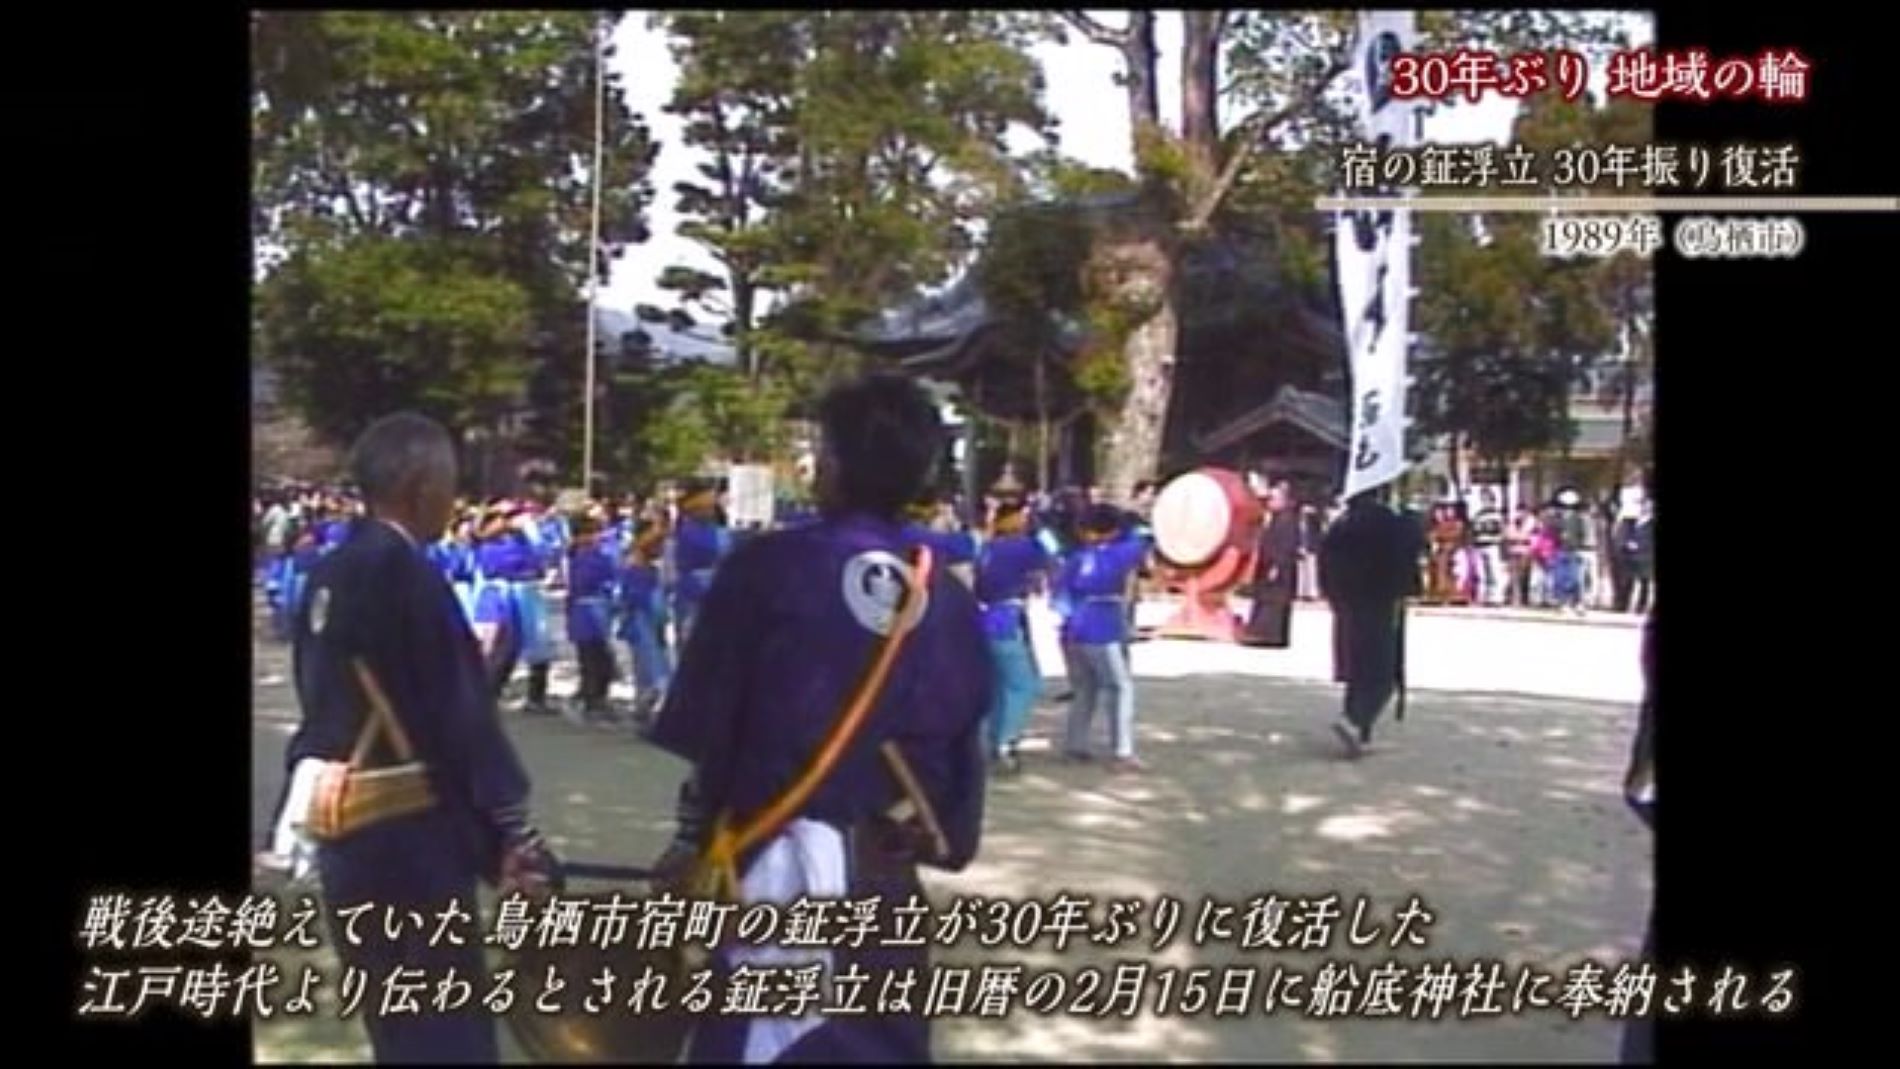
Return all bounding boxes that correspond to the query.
[284,413,554,1063]
[668,481,732,646]
[270,527,324,642]
[614,520,672,723]
[649,374,992,1064]
[1057,504,1153,772]
[973,499,1056,774]
[564,514,618,724]
[471,505,529,705]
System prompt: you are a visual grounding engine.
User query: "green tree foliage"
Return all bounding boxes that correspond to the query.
[659,11,1055,413]
[252,12,658,469]
[599,358,794,490]
[653,11,804,387]
[1053,9,1635,496]
[1411,88,1654,470]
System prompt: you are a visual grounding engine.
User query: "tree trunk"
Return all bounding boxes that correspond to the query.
[1614,321,1643,493]
[734,277,759,386]
[1126,13,1160,133]
[1091,227,1177,503]
[1180,10,1222,195]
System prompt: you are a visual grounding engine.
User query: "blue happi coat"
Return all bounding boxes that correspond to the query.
[974,530,1056,755]
[1058,529,1150,646]
[270,543,324,641]
[669,516,733,638]
[564,544,616,645]
[615,559,671,695]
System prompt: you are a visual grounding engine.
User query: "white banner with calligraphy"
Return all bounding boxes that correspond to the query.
[726,464,776,529]
[1337,10,1425,500]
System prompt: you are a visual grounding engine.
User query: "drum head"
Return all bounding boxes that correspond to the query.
[1153,472,1232,567]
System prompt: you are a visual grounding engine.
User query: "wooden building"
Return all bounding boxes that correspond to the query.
[852,192,1352,498]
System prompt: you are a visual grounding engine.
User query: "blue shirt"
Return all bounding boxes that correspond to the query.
[974,534,1055,641]
[1057,532,1150,645]
[672,516,733,607]
[565,545,617,644]
[903,524,980,567]
[614,561,666,640]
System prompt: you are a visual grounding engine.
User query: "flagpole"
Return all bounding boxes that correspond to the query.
[581,13,606,496]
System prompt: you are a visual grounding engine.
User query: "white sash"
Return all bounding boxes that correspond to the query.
[731,819,849,1064]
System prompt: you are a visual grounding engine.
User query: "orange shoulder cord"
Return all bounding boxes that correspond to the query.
[687,545,935,903]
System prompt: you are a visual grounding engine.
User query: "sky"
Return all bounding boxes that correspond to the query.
[600,11,1654,318]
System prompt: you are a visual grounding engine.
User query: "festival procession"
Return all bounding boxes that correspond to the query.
[248,9,1658,1066]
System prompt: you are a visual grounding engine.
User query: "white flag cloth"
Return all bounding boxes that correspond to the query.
[1340,207,1414,499]
[731,818,850,1064]
[1337,10,1424,500]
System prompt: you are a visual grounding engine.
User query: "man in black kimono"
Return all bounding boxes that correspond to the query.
[286,413,554,1063]
[1318,486,1425,758]
[1242,481,1302,647]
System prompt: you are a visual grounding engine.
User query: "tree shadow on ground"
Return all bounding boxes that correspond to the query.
[253,607,1649,1063]
[927,675,1651,1063]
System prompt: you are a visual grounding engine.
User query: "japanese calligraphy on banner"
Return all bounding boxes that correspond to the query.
[1337,11,1426,500]
[726,464,776,528]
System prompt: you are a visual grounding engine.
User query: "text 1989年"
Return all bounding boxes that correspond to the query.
[1539,215,1664,259]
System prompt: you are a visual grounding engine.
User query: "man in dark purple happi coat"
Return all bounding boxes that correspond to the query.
[649,374,993,1064]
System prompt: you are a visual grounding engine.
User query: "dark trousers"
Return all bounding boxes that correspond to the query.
[1510,560,1533,606]
[318,813,497,1064]
[1335,601,1402,737]
[1611,561,1635,613]
[576,639,614,709]
[1242,580,1295,647]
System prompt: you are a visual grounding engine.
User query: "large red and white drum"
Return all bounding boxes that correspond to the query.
[1151,468,1264,590]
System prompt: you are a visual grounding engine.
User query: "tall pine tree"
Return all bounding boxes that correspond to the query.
[253,12,659,479]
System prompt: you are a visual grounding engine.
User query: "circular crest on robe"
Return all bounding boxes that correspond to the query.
[308,587,331,635]
[841,551,927,637]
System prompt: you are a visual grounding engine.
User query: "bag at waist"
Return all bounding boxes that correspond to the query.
[305,762,438,842]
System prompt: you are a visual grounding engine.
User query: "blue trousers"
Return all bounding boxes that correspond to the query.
[673,595,703,652]
[622,617,671,697]
[1550,551,1584,607]
[514,583,553,665]
[986,637,1039,755]
[1067,642,1136,759]
[275,571,311,642]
